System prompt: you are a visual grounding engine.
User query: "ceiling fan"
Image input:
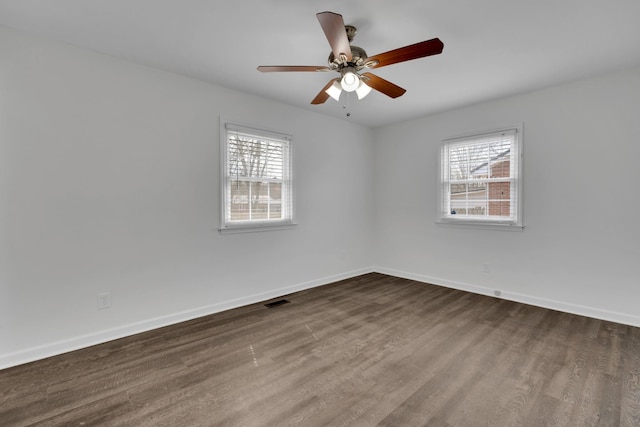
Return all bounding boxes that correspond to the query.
[257,11,444,105]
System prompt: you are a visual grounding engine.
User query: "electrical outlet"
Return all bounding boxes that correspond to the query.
[483,263,491,274]
[97,292,111,310]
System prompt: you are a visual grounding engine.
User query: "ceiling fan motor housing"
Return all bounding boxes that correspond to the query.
[328,45,368,69]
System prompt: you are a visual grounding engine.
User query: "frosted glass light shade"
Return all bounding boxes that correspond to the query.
[356,81,372,100]
[340,71,360,92]
[325,80,342,101]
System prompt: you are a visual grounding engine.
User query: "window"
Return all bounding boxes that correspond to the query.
[438,125,523,230]
[220,120,294,233]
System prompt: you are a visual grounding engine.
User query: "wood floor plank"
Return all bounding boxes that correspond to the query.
[620,327,640,427]
[2,273,639,426]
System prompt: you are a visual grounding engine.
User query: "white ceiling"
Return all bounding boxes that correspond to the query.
[2,0,640,128]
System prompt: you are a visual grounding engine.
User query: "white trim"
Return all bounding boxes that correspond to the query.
[219,117,295,233]
[0,267,374,370]
[436,221,524,231]
[373,266,640,328]
[219,222,297,234]
[442,124,521,144]
[437,123,524,229]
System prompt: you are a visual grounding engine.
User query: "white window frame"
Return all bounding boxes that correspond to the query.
[437,124,524,231]
[219,118,296,234]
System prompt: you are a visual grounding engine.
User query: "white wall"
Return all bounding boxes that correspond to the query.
[0,26,375,368]
[373,66,640,326]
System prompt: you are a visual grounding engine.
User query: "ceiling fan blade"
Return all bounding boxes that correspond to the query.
[311,78,339,105]
[365,38,444,69]
[257,65,331,72]
[360,73,406,98]
[316,11,352,62]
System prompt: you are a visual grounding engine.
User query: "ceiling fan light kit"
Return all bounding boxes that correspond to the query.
[257,11,444,105]
[324,72,372,102]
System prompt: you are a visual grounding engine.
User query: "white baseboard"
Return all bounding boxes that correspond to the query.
[0,267,374,370]
[4,266,638,370]
[373,266,640,328]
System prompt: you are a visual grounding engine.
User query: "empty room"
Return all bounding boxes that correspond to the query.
[1,1,640,426]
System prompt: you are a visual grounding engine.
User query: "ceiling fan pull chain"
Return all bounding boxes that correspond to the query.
[344,92,351,117]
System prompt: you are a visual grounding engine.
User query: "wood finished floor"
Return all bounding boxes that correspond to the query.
[2,273,640,426]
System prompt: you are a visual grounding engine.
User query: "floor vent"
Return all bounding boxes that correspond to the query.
[264,299,290,308]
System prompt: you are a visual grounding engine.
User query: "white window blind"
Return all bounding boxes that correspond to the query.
[221,121,294,232]
[439,126,523,229]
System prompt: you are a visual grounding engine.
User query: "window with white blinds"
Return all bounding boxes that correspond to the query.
[220,120,294,233]
[439,126,523,230]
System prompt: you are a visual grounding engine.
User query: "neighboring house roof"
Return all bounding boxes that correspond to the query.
[470,149,510,176]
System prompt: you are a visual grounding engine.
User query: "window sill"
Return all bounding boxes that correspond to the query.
[436,220,524,232]
[219,222,298,235]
